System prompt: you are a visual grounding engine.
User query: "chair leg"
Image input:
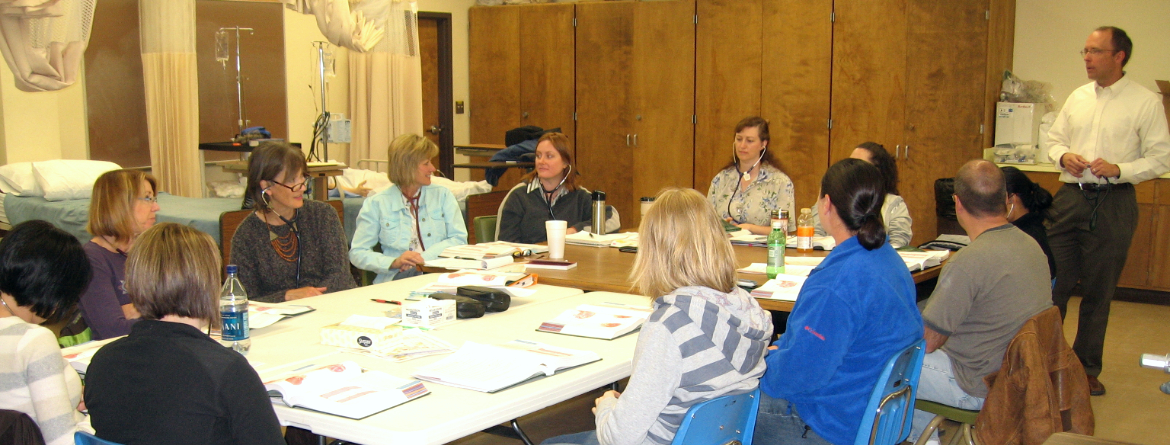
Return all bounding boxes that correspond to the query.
[914,415,947,445]
[961,423,976,445]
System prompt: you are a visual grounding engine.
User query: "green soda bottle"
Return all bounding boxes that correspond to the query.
[767,220,786,279]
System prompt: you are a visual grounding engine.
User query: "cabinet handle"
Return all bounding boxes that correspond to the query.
[895,145,901,158]
[522,111,529,119]
[626,134,631,146]
[905,145,910,160]
[633,134,638,146]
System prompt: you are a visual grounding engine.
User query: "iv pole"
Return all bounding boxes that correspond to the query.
[313,41,330,162]
[219,26,254,139]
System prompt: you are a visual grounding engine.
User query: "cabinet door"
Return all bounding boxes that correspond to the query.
[694,0,763,190]
[830,0,907,163]
[519,4,577,152]
[630,0,695,228]
[762,0,832,211]
[575,1,635,228]
[469,6,520,145]
[901,0,988,246]
[1120,181,1158,289]
[1148,181,1170,290]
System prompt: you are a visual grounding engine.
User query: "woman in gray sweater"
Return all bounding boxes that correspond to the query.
[230,142,355,303]
[543,188,772,445]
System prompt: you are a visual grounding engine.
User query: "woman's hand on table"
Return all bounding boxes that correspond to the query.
[726,218,770,236]
[285,287,327,300]
[566,227,579,235]
[393,251,426,271]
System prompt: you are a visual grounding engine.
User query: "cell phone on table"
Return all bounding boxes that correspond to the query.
[618,246,638,253]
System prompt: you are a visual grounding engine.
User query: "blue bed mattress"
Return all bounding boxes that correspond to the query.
[5,193,241,244]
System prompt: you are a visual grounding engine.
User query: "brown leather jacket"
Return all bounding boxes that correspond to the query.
[975,306,1094,444]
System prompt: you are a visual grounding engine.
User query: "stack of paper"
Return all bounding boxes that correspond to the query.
[249,302,314,329]
[537,304,651,339]
[424,255,514,270]
[750,274,808,301]
[346,330,457,362]
[439,244,523,260]
[737,263,816,277]
[898,250,950,272]
[263,361,428,419]
[785,235,836,250]
[413,340,601,393]
[729,232,767,247]
[564,232,637,247]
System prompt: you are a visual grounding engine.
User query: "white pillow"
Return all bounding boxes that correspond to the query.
[0,162,43,196]
[32,160,122,201]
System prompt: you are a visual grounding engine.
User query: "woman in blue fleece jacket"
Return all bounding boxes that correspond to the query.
[755,159,923,445]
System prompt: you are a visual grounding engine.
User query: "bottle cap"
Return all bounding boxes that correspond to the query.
[592,190,606,201]
[226,264,238,275]
[641,196,655,202]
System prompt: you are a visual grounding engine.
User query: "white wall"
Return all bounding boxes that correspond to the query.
[284,9,350,163]
[1013,0,1170,108]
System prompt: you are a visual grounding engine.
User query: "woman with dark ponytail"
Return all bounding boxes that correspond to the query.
[754,159,923,445]
[1002,166,1056,278]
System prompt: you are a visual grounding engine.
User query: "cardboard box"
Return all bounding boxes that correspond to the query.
[403,299,457,328]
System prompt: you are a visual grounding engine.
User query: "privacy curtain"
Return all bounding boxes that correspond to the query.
[139,0,203,198]
[0,0,97,92]
[284,0,422,165]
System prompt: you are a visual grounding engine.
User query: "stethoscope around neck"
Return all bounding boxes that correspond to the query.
[541,165,572,220]
[727,147,766,223]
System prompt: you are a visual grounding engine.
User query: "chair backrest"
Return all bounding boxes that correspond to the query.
[854,339,926,445]
[671,388,761,445]
[474,215,498,243]
[494,183,525,239]
[0,409,45,445]
[75,431,122,445]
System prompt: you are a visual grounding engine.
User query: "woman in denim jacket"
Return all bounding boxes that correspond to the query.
[350,134,467,283]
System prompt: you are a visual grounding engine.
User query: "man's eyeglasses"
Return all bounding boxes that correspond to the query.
[272,176,312,192]
[1080,48,1116,57]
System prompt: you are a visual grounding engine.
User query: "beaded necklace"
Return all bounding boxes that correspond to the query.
[263,210,299,263]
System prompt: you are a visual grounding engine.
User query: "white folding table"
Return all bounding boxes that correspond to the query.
[245,274,649,445]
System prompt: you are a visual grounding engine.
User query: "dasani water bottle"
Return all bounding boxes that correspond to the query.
[220,265,250,355]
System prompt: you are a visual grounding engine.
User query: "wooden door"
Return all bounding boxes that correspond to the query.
[829,0,907,163]
[418,15,449,174]
[469,6,520,145]
[761,0,832,211]
[575,2,635,229]
[694,0,763,190]
[901,0,988,246]
[519,4,576,155]
[629,0,695,228]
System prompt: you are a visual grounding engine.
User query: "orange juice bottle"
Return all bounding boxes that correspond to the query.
[796,208,814,253]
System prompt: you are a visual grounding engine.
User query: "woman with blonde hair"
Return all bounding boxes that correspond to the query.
[80,169,160,340]
[84,223,284,445]
[231,141,355,302]
[543,188,771,445]
[350,133,467,282]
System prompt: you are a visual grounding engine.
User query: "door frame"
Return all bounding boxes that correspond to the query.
[418,11,455,178]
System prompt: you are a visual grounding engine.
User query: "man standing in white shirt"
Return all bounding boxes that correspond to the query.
[1047,26,1170,396]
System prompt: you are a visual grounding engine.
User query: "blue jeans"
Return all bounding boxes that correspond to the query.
[910,350,986,442]
[753,394,833,445]
[541,430,599,445]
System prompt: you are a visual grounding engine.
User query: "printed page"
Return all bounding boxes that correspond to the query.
[538,304,650,339]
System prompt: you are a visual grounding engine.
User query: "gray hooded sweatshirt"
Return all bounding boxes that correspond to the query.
[594,286,772,445]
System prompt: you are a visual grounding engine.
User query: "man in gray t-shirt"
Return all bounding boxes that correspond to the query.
[910,161,1052,441]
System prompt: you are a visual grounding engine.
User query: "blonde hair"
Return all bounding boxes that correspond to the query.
[387,133,439,189]
[125,223,222,327]
[87,169,157,243]
[630,188,738,298]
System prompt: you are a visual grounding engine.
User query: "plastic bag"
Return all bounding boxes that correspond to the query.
[1000,70,1057,112]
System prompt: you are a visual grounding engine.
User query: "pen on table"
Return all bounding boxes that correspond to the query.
[370,299,402,305]
[292,363,317,372]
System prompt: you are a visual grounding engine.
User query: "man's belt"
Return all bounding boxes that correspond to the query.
[1064,182,1133,191]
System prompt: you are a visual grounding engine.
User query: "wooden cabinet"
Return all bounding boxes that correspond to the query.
[471,0,1011,238]
[832,0,990,247]
[576,0,695,228]
[468,4,575,150]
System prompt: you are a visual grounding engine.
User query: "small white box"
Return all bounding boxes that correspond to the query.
[994,102,1045,146]
[403,299,456,328]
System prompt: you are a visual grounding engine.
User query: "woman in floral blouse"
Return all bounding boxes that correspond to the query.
[706,116,796,235]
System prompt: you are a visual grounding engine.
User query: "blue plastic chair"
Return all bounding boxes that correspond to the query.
[671,388,761,445]
[854,339,927,445]
[75,431,123,445]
